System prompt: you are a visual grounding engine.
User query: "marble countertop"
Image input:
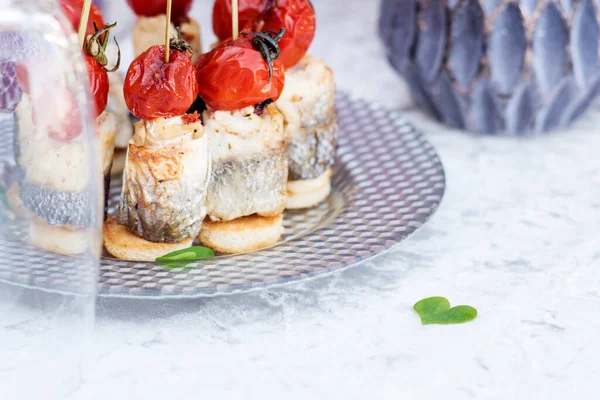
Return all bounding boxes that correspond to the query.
[4,0,600,399]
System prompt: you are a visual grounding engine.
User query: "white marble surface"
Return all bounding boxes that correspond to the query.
[3,0,600,399]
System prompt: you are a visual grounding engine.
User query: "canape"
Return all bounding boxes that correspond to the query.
[212,0,337,209]
[14,23,120,255]
[104,34,210,261]
[195,29,288,253]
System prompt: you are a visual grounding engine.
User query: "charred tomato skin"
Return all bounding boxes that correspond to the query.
[195,35,285,111]
[213,0,315,68]
[124,45,199,120]
[126,0,193,21]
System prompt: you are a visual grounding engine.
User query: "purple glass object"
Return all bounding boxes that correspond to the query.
[379,0,600,135]
[0,32,38,63]
[0,62,22,112]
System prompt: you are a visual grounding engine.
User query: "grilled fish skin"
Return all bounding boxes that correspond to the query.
[117,117,209,243]
[19,172,111,227]
[207,151,288,221]
[288,115,338,181]
[276,55,338,181]
[203,104,288,221]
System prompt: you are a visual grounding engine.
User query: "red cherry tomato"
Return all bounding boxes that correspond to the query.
[84,53,109,117]
[213,0,315,68]
[16,63,29,93]
[124,45,199,120]
[126,0,193,20]
[57,0,105,37]
[213,0,263,41]
[195,34,285,111]
[32,88,83,141]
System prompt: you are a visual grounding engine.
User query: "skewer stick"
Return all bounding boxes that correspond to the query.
[232,0,239,40]
[165,0,173,62]
[77,0,92,48]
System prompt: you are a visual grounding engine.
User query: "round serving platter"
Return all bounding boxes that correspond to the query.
[0,93,445,298]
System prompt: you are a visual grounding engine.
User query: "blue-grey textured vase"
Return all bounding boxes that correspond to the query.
[379,0,600,134]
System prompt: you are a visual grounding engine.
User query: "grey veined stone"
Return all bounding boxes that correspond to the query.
[379,0,600,134]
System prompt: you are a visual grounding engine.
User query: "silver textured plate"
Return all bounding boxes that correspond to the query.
[0,94,445,298]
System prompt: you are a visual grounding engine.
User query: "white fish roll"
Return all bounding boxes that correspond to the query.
[118,116,210,242]
[203,104,288,221]
[276,55,338,181]
[15,93,116,226]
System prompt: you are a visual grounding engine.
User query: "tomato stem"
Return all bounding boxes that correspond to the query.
[169,27,194,57]
[85,22,121,72]
[246,28,286,81]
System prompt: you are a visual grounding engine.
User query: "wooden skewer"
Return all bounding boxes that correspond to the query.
[77,0,92,48]
[232,0,239,40]
[165,0,173,62]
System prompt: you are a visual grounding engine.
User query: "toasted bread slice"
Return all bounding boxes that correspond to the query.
[198,214,283,254]
[104,215,194,262]
[286,169,332,209]
[29,219,89,255]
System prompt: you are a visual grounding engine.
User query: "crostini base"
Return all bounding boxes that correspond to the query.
[198,214,284,254]
[104,215,194,262]
[286,169,332,210]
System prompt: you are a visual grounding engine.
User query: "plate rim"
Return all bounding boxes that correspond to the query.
[96,92,447,298]
[0,92,446,299]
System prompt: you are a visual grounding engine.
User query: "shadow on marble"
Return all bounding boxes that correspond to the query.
[95,226,436,324]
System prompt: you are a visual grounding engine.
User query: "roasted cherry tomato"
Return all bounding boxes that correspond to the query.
[16,55,83,140]
[195,32,285,111]
[213,0,263,40]
[84,53,109,117]
[124,44,198,120]
[213,0,315,68]
[28,23,118,140]
[126,0,193,21]
[58,0,105,36]
[16,56,61,95]
[33,89,83,141]
[82,23,120,117]
[16,63,30,93]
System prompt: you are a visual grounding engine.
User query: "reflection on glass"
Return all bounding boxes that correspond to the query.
[0,1,101,398]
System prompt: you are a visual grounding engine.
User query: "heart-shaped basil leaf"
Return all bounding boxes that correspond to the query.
[156,246,214,263]
[414,296,477,325]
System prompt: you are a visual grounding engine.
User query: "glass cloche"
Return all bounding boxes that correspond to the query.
[0,0,107,397]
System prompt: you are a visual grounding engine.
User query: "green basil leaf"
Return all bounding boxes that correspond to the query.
[414,296,450,319]
[414,296,477,325]
[156,246,214,263]
[425,305,477,325]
